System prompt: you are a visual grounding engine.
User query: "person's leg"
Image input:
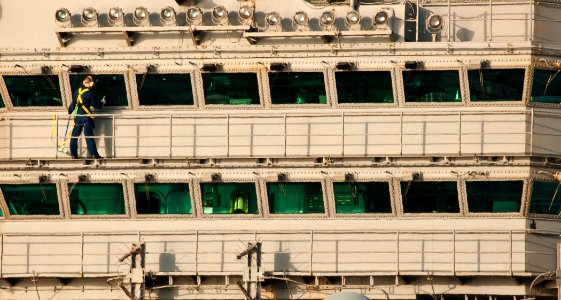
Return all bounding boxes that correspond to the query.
[83,121,100,158]
[69,123,84,158]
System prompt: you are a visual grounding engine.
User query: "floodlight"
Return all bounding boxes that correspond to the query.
[81,7,98,27]
[427,14,443,32]
[187,6,203,25]
[55,8,72,27]
[133,7,150,26]
[345,10,361,30]
[108,7,124,27]
[270,62,288,71]
[320,10,336,30]
[160,6,177,26]
[211,173,222,182]
[238,4,254,25]
[212,6,228,25]
[293,11,309,31]
[374,11,388,25]
[265,11,281,31]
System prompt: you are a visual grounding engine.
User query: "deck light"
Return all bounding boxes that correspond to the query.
[345,10,361,30]
[108,7,124,27]
[211,173,222,182]
[427,14,443,32]
[277,173,288,182]
[160,7,177,26]
[238,4,254,25]
[81,7,98,27]
[201,63,222,72]
[336,62,355,71]
[145,174,155,183]
[270,62,288,71]
[187,7,203,25]
[133,7,150,26]
[374,11,388,25]
[293,11,309,30]
[265,11,281,31]
[55,8,72,27]
[320,10,336,30]
[212,6,228,25]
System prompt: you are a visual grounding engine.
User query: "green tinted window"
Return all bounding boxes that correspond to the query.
[1,184,60,215]
[70,75,128,106]
[270,72,326,104]
[4,75,62,107]
[200,183,258,214]
[0,92,5,108]
[531,69,561,103]
[202,73,260,105]
[466,181,523,213]
[401,181,459,213]
[529,181,561,214]
[134,183,192,214]
[468,69,525,101]
[68,183,125,215]
[267,182,324,214]
[403,70,461,103]
[136,74,194,106]
[334,182,392,213]
[335,71,393,104]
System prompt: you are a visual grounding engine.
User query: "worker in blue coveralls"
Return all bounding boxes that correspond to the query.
[68,75,106,159]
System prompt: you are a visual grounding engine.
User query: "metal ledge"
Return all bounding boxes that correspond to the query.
[243,30,392,44]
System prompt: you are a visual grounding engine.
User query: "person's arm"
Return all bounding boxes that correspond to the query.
[68,92,76,114]
[86,92,103,110]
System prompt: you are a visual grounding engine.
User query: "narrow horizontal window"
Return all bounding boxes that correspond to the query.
[335,71,393,104]
[270,72,326,104]
[267,182,324,214]
[466,181,523,213]
[531,69,561,103]
[202,73,260,105]
[4,75,62,107]
[68,183,125,215]
[334,182,392,213]
[70,74,128,106]
[134,183,192,214]
[468,69,525,101]
[1,184,60,215]
[403,70,461,103]
[200,183,258,214]
[529,181,561,215]
[401,181,459,213]
[136,74,194,106]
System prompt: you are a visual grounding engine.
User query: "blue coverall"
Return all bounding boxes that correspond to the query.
[68,85,103,158]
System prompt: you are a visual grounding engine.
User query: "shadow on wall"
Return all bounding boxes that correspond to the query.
[0,3,3,20]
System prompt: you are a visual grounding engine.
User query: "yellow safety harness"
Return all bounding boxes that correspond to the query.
[77,87,94,120]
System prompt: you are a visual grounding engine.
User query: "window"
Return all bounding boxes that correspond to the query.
[335,71,393,104]
[400,181,460,213]
[1,184,60,215]
[202,73,260,105]
[70,74,128,106]
[529,181,561,214]
[531,69,561,103]
[4,75,62,107]
[0,93,5,108]
[136,74,194,106]
[403,70,461,103]
[267,182,324,214]
[333,182,392,213]
[466,181,523,213]
[134,183,192,214]
[200,183,258,214]
[68,183,125,215]
[269,72,326,104]
[468,69,525,101]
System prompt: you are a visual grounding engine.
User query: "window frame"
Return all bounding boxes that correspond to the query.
[262,177,329,218]
[130,178,196,219]
[66,70,133,110]
[330,178,395,217]
[64,179,130,219]
[528,67,561,107]
[465,66,529,105]
[267,68,331,109]
[0,75,9,111]
[333,68,397,108]
[397,179,464,217]
[132,70,198,110]
[463,178,528,216]
[1,73,66,111]
[0,181,64,219]
[401,68,465,107]
[197,178,263,219]
[200,70,264,109]
[527,178,561,218]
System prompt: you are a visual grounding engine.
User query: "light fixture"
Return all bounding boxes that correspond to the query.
[238,4,254,26]
[293,11,309,31]
[270,62,288,72]
[69,65,87,73]
[336,62,355,71]
[277,173,288,182]
[211,173,222,182]
[404,61,420,69]
[374,11,389,26]
[344,173,355,182]
[39,175,50,184]
[212,6,228,25]
[108,7,124,27]
[201,63,222,72]
[187,6,203,25]
[81,7,98,27]
[345,10,361,30]
[427,14,443,32]
[78,174,89,183]
[145,174,155,183]
[265,11,281,31]
[320,10,336,31]
[133,7,150,26]
[160,7,177,26]
[55,8,72,27]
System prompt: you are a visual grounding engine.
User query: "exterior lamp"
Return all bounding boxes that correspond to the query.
[293,11,309,31]
[81,7,98,27]
[426,14,443,42]
[374,11,389,26]
[55,8,72,27]
[238,4,254,26]
[160,7,177,26]
[345,10,361,30]
[133,7,150,26]
[265,11,281,31]
[212,6,228,25]
[108,7,124,27]
[320,10,336,31]
[187,6,203,25]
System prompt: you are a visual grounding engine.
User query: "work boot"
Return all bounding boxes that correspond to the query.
[93,155,104,159]
[71,155,79,159]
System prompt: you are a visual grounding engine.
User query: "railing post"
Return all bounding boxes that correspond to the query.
[530,108,534,156]
[452,230,456,276]
[112,115,116,158]
[509,230,513,276]
[400,112,403,156]
[284,113,287,158]
[195,230,199,275]
[458,111,462,156]
[489,0,493,41]
[169,114,173,158]
[396,230,400,276]
[341,112,345,156]
[226,114,230,158]
[81,232,84,277]
[55,114,59,159]
[1,233,3,278]
[310,230,314,276]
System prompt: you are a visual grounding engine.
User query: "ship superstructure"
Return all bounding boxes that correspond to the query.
[0,0,561,299]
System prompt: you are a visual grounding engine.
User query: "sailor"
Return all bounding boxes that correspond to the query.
[68,75,106,159]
